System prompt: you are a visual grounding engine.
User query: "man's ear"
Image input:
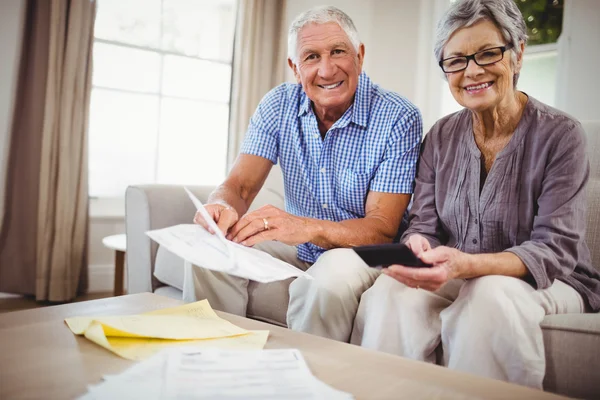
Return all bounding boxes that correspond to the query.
[288,58,301,84]
[357,43,365,71]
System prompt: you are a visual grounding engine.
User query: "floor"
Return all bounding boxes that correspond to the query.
[0,292,113,314]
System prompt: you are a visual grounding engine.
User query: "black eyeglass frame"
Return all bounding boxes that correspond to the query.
[438,43,514,73]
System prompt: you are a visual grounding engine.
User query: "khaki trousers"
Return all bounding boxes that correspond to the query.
[182,243,379,342]
[350,274,586,388]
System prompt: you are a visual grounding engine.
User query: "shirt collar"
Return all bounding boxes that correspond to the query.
[297,72,371,129]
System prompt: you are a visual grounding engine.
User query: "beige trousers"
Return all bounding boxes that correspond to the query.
[350,274,586,388]
[183,244,379,342]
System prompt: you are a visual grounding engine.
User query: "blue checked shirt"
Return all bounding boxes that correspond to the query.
[240,72,423,263]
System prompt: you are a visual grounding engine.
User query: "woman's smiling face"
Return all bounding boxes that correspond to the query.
[443,19,522,113]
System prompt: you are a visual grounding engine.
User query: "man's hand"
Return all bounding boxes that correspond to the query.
[383,245,472,291]
[227,205,314,247]
[193,204,239,236]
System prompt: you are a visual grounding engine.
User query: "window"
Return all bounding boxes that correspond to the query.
[514,0,562,107]
[440,0,563,116]
[88,0,238,199]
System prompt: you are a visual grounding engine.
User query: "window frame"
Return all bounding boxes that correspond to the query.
[88,2,236,218]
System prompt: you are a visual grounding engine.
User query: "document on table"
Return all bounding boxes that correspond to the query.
[65,300,269,361]
[162,348,353,400]
[145,188,313,283]
[79,348,354,400]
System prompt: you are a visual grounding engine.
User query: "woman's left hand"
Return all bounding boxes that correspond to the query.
[383,246,472,291]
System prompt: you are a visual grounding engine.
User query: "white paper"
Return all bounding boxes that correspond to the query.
[145,188,313,283]
[79,352,167,400]
[78,348,352,400]
[163,348,353,400]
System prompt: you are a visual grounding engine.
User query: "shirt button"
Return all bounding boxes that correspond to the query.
[322,203,328,209]
[320,168,326,174]
[472,239,478,244]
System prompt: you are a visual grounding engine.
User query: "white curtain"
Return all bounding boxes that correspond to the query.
[227,0,288,169]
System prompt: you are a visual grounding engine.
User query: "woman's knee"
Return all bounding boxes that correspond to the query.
[459,275,533,306]
[361,274,446,314]
[441,276,539,327]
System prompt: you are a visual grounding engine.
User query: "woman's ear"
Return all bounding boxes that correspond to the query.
[515,40,525,73]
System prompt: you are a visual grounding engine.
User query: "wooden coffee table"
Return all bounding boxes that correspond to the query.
[0,293,567,399]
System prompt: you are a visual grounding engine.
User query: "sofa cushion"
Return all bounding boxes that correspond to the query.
[247,279,293,327]
[154,285,184,300]
[541,313,600,398]
[583,121,600,272]
[586,179,600,272]
[153,246,185,291]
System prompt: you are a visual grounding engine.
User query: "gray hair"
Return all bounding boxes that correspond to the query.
[434,0,528,86]
[287,6,361,64]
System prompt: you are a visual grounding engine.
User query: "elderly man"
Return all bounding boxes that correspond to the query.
[184,6,422,342]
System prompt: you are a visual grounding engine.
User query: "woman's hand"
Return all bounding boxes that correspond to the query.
[384,245,472,291]
[404,234,433,257]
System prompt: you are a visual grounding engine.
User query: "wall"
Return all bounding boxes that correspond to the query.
[555,0,600,121]
[0,0,26,231]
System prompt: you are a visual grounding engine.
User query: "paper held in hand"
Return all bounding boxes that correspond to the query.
[145,188,313,283]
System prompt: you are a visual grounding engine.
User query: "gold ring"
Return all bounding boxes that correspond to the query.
[263,218,269,231]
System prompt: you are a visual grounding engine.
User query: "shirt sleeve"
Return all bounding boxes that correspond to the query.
[505,121,590,289]
[370,109,423,194]
[400,123,448,248]
[239,87,282,164]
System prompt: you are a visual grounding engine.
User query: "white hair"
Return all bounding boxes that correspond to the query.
[434,0,528,86]
[287,6,361,64]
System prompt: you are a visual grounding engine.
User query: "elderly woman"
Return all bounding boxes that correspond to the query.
[350,0,600,389]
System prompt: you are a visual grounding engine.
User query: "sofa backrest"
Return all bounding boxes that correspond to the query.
[582,121,600,272]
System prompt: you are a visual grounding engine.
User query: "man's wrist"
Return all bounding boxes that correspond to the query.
[304,217,325,243]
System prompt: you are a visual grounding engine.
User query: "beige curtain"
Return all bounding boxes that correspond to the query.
[0,0,95,302]
[227,0,288,168]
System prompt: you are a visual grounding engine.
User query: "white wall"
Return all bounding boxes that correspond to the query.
[556,0,600,121]
[0,0,26,230]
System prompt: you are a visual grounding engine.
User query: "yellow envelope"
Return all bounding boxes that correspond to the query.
[65,300,269,360]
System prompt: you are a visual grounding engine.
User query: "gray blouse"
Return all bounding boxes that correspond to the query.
[401,96,600,311]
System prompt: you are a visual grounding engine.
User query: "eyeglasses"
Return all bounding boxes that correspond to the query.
[439,44,513,73]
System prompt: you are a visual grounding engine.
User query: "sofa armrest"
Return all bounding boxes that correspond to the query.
[125,184,216,293]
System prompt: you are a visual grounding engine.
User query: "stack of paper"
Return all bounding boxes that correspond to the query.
[79,348,353,400]
[65,300,269,360]
[145,188,314,283]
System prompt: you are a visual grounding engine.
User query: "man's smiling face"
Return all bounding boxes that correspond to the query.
[289,22,364,119]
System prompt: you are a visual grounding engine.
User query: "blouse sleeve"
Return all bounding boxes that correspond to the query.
[400,124,448,247]
[505,121,590,289]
